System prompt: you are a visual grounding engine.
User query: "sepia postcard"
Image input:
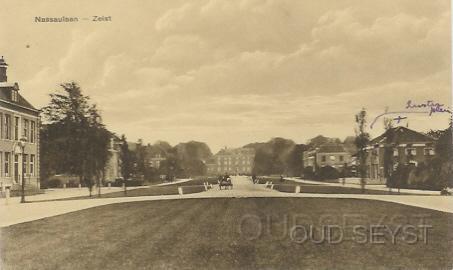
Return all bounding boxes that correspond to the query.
[0,0,452,269]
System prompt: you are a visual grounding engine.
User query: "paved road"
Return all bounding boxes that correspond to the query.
[204,175,276,197]
[1,186,148,204]
[1,176,452,227]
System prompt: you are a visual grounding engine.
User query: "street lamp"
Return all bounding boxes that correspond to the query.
[18,137,27,203]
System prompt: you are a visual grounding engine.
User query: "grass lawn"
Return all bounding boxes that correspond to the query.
[267,178,415,195]
[35,177,219,202]
[1,198,452,269]
[272,183,411,195]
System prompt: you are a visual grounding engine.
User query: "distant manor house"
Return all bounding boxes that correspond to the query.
[0,57,40,191]
[206,147,255,175]
[303,142,352,173]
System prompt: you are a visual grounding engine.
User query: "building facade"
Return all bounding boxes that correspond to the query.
[104,136,122,182]
[365,126,436,182]
[0,57,40,191]
[149,153,166,169]
[303,143,352,172]
[206,147,255,175]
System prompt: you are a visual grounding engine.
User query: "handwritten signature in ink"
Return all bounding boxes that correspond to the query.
[370,100,452,129]
[370,110,426,129]
[406,100,451,116]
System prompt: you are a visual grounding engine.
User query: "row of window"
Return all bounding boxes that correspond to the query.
[0,113,36,143]
[393,148,435,157]
[217,158,253,163]
[1,152,35,177]
[320,155,345,163]
[217,160,251,165]
[208,167,252,172]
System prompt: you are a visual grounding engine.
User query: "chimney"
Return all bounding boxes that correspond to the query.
[0,56,7,82]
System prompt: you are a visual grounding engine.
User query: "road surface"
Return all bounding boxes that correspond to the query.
[1,176,452,227]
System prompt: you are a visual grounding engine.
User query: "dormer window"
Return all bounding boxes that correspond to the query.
[10,83,20,102]
[11,89,18,102]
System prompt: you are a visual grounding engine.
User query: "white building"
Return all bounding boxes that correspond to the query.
[206,147,255,175]
[0,57,40,191]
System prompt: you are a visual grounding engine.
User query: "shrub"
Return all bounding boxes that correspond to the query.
[46,178,63,188]
[388,163,410,189]
[273,184,298,193]
[316,166,340,180]
[302,166,315,179]
[406,159,453,190]
[113,178,144,187]
[181,185,205,194]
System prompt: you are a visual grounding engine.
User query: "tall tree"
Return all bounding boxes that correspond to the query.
[246,137,302,176]
[383,118,397,190]
[134,139,147,179]
[284,144,308,176]
[433,124,453,188]
[41,82,111,196]
[119,134,132,180]
[175,141,212,176]
[354,108,370,193]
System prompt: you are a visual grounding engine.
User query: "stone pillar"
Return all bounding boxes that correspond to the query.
[63,183,66,189]
[108,182,111,189]
[178,187,183,195]
[78,183,82,189]
[295,185,301,193]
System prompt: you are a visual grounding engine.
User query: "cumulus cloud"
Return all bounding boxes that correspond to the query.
[0,0,450,151]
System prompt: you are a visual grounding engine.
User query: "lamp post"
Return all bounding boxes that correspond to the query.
[18,137,27,203]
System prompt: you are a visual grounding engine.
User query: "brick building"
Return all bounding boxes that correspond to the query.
[206,147,255,175]
[365,126,436,182]
[0,57,40,191]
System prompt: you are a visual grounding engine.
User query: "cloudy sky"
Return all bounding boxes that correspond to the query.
[0,0,451,152]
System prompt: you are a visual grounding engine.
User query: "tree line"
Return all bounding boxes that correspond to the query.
[41,83,450,194]
[119,139,213,183]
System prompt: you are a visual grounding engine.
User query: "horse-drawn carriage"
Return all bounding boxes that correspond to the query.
[218,176,233,190]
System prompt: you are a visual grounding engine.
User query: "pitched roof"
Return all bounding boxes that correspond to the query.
[317,143,347,153]
[216,147,255,156]
[0,82,38,113]
[371,126,435,144]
